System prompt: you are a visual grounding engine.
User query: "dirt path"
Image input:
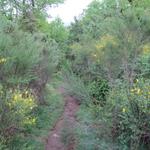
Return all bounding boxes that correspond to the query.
[45,87,79,150]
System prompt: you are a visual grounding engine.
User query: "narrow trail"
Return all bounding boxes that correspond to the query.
[45,87,79,150]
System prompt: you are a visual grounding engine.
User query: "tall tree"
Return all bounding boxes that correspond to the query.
[0,0,64,19]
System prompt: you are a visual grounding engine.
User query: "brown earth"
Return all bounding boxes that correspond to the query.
[45,87,79,150]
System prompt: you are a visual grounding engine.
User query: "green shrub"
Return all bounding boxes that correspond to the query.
[137,45,150,78]
[88,78,109,105]
[0,15,62,87]
[0,17,41,85]
[75,105,118,150]
[78,78,150,150]
[0,85,37,149]
[62,68,91,104]
[0,14,64,149]
[105,79,150,150]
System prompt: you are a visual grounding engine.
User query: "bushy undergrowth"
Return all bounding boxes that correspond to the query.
[106,79,150,150]
[0,82,64,150]
[72,78,150,150]
[0,14,64,149]
[64,1,150,149]
[87,78,109,105]
[75,105,119,150]
[62,68,91,104]
[0,0,150,149]
[0,85,37,147]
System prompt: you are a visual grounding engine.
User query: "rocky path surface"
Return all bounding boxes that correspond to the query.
[45,87,79,150]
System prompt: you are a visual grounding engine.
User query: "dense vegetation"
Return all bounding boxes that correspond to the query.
[0,0,66,149]
[0,0,150,149]
[64,0,150,149]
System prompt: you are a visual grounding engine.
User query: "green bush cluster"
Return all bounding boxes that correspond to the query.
[105,79,150,149]
[62,67,91,104]
[64,0,150,149]
[88,78,109,105]
[0,0,150,149]
[0,0,67,149]
[0,14,63,149]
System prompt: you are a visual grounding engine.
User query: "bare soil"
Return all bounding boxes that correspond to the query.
[45,87,79,150]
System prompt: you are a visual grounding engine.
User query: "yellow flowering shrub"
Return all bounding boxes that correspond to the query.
[91,34,118,62]
[142,43,150,55]
[23,117,36,125]
[0,85,38,148]
[131,79,150,96]
[105,78,150,149]
[8,89,37,126]
[95,34,118,50]
[70,43,82,53]
[129,79,150,114]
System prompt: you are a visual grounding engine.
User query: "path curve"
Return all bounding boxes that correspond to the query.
[45,87,79,150]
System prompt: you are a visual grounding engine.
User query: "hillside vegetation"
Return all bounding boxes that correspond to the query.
[0,0,150,150]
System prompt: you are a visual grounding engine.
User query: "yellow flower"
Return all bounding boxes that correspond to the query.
[13,95,18,101]
[25,91,28,95]
[122,108,126,113]
[135,79,139,83]
[32,118,36,123]
[23,117,36,125]
[95,34,118,51]
[137,88,141,95]
[0,58,7,64]
[130,89,135,92]
[28,98,33,102]
[95,43,105,49]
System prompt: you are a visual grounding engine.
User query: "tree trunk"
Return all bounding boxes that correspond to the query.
[31,0,35,7]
